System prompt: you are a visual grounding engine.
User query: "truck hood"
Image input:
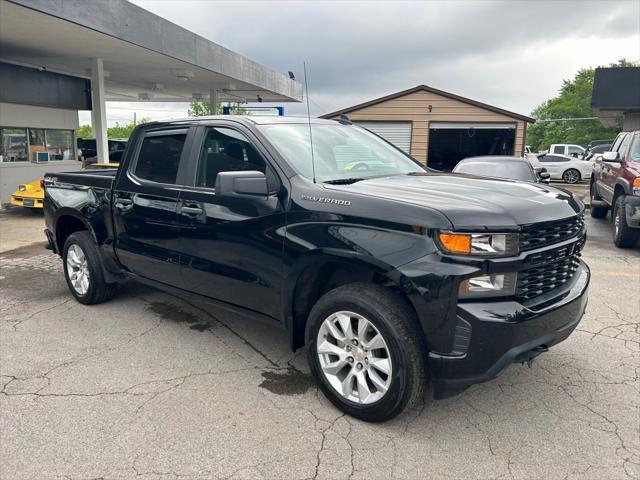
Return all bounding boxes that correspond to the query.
[326,173,583,229]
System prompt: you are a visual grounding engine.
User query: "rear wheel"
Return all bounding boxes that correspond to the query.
[613,195,640,248]
[307,283,426,422]
[63,231,117,304]
[589,182,609,218]
[562,169,581,184]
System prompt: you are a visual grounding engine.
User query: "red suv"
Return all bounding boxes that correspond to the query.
[590,130,640,247]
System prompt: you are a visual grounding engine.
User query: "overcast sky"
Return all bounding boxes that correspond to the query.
[85,0,640,127]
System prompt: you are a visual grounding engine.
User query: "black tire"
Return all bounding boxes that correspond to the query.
[613,195,640,248]
[306,283,426,422]
[562,168,581,184]
[589,182,609,219]
[63,231,117,304]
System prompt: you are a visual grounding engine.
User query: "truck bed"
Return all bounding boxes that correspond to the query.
[45,168,117,190]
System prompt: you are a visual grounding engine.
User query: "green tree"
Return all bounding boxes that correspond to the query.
[187,101,249,116]
[107,118,149,139]
[527,59,636,151]
[75,118,149,141]
[76,124,93,139]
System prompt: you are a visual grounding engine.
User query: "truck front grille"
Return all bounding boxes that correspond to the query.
[515,233,585,303]
[520,214,585,251]
[515,255,581,301]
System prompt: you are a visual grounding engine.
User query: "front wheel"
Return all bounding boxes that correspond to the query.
[613,195,640,248]
[563,169,581,184]
[307,284,426,422]
[63,231,117,304]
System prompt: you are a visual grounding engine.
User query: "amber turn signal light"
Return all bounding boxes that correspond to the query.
[438,232,471,254]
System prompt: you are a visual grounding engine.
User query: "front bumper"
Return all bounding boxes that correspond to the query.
[429,260,590,399]
[10,195,43,208]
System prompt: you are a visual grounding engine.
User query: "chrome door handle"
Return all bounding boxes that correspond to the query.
[181,206,203,215]
[115,198,133,208]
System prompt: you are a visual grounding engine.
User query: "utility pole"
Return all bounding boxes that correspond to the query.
[133,112,137,126]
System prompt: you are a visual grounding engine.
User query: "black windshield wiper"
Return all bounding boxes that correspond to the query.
[322,178,367,185]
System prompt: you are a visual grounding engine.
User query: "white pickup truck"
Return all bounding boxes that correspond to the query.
[549,144,586,158]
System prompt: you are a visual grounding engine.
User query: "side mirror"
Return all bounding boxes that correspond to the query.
[602,151,620,162]
[539,171,551,184]
[215,171,269,198]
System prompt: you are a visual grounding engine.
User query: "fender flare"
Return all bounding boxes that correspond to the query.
[283,249,402,350]
[53,208,126,283]
[53,207,99,249]
[615,177,631,197]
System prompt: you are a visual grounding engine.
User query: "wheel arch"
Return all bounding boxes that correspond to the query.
[54,208,95,254]
[285,252,414,351]
[613,178,631,203]
[54,208,125,284]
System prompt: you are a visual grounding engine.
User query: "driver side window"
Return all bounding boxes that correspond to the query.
[196,127,268,189]
[617,134,631,160]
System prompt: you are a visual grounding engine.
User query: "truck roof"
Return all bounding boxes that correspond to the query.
[142,115,342,128]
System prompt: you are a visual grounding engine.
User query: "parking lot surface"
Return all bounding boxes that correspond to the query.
[1,207,638,480]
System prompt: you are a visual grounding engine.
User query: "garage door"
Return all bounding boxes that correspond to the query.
[354,121,412,154]
[428,122,516,171]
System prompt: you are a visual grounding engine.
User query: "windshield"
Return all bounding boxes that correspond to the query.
[630,136,640,162]
[453,161,534,181]
[257,123,425,182]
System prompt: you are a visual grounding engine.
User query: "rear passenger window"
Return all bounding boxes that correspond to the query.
[196,127,267,188]
[552,146,564,154]
[134,133,186,184]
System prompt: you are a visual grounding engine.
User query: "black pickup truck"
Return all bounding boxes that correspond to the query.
[43,116,589,421]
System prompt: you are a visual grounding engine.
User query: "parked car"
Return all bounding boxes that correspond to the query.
[581,143,612,161]
[77,138,128,163]
[537,153,593,184]
[453,156,550,183]
[549,144,586,158]
[10,163,119,209]
[590,130,640,247]
[43,117,589,422]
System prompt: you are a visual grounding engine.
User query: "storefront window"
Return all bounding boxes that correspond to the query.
[0,128,28,162]
[1,127,75,162]
[28,128,47,162]
[45,129,74,160]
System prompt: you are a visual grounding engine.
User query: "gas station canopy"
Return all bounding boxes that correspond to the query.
[0,0,303,104]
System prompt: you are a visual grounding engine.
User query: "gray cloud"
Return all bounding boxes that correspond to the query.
[128,0,639,118]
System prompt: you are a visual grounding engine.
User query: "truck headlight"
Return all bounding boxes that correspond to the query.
[438,232,518,257]
[459,273,517,299]
[633,178,640,196]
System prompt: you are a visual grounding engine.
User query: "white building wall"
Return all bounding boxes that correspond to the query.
[0,102,81,205]
[0,102,79,129]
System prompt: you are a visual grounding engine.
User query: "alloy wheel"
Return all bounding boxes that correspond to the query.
[316,311,392,404]
[66,244,90,295]
[563,169,579,184]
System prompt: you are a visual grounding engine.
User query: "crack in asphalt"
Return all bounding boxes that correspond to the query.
[157,292,281,370]
[1,231,638,479]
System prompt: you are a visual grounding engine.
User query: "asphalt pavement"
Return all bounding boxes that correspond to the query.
[0,208,638,480]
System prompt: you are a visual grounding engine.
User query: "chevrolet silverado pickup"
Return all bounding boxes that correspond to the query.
[43,116,590,421]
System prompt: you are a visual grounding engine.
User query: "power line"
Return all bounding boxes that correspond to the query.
[535,117,599,123]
